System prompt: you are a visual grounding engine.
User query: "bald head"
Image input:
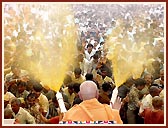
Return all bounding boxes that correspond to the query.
[79,81,99,100]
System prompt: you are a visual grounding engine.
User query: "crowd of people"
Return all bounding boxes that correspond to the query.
[3,3,165,124]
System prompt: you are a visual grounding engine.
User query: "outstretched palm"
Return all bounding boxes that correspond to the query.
[110,96,122,110]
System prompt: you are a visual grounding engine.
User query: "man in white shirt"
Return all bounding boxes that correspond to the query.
[139,86,160,113]
[84,43,96,61]
[77,53,90,76]
[11,98,36,124]
[33,82,49,116]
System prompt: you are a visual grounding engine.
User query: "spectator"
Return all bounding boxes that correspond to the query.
[4,108,14,119]
[11,98,36,124]
[139,86,161,114]
[153,68,164,89]
[63,84,75,106]
[139,96,164,124]
[71,67,85,84]
[98,82,111,105]
[127,78,146,124]
[32,82,49,116]
[85,43,96,61]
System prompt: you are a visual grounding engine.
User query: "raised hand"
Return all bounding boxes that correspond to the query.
[110,96,122,110]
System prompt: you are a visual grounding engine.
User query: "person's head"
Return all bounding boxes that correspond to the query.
[152,60,160,69]
[68,84,74,95]
[73,83,80,94]
[79,81,99,100]
[102,82,111,92]
[100,67,108,78]
[78,53,84,62]
[74,67,82,79]
[63,74,72,86]
[87,43,93,53]
[144,73,153,86]
[92,53,99,63]
[33,82,43,98]
[128,25,133,32]
[26,93,37,107]
[93,40,98,47]
[160,69,164,81]
[152,96,164,109]
[85,73,93,80]
[11,98,21,114]
[149,86,160,97]
[134,78,146,90]
[17,81,27,93]
[125,77,134,87]
[11,64,20,77]
[4,108,13,119]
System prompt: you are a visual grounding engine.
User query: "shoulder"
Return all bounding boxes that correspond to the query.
[39,93,48,101]
[62,105,80,121]
[6,92,15,97]
[20,107,29,114]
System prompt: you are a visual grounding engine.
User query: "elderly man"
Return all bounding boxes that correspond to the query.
[62,81,123,123]
[11,98,36,124]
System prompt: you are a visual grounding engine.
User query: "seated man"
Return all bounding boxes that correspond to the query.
[62,81,123,123]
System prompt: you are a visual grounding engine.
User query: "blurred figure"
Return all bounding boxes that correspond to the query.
[63,84,75,107]
[4,108,14,119]
[71,67,85,84]
[4,84,15,109]
[127,78,146,124]
[32,82,49,116]
[76,53,90,76]
[139,86,161,114]
[98,82,111,105]
[85,43,96,61]
[140,73,153,99]
[118,77,134,99]
[15,81,29,104]
[140,96,164,124]
[11,98,36,124]
[153,68,164,89]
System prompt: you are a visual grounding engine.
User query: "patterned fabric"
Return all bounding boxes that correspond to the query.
[127,86,140,111]
[26,103,43,124]
[59,120,117,124]
[139,85,149,98]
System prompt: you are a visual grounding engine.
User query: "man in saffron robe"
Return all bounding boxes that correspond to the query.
[62,81,123,124]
